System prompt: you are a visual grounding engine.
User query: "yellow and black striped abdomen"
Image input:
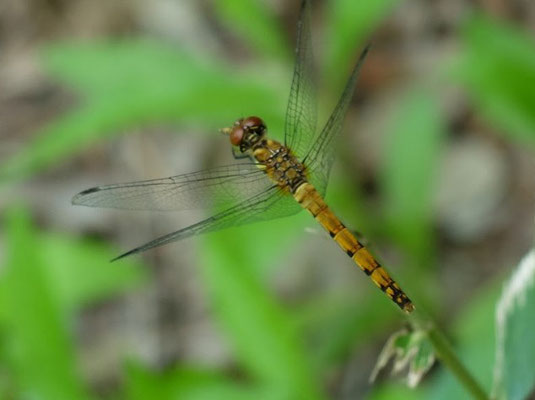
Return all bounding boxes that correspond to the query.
[294,183,414,313]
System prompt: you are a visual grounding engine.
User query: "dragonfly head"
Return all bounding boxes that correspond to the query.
[224,116,266,152]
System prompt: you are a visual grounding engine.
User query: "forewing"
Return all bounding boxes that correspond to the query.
[112,187,302,260]
[304,45,370,195]
[72,163,271,212]
[284,0,317,160]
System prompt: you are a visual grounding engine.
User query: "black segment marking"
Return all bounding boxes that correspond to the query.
[311,204,327,217]
[364,263,380,276]
[386,283,412,309]
[399,297,412,308]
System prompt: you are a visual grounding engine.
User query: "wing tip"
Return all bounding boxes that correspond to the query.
[110,248,138,262]
[72,186,100,205]
[358,43,372,64]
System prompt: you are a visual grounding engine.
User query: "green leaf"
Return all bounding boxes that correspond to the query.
[380,89,445,267]
[0,207,91,400]
[125,362,283,400]
[459,16,535,144]
[493,249,535,400]
[325,0,399,89]
[366,382,427,400]
[199,222,323,400]
[41,234,147,313]
[213,0,288,61]
[0,40,286,181]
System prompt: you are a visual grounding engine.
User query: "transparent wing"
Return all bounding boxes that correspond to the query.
[283,0,317,160]
[72,163,272,212]
[112,187,302,260]
[304,45,370,195]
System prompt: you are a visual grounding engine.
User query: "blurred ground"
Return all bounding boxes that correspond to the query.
[1,0,535,399]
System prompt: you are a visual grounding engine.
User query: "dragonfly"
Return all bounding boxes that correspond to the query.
[72,0,414,313]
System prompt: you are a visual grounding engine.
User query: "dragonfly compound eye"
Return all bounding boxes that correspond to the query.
[242,116,266,135]
[229,126,245,146]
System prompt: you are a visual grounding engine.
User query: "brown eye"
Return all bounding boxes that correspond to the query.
[229,126,244,146]
[242,116,266,134]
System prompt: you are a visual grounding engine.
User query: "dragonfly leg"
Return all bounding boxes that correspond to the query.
[231,147,250,160]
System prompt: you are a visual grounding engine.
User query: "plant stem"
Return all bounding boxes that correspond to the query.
[413,312,489,400]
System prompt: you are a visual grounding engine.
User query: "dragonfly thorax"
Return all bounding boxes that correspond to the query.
[223,116,307,191]
[252,139,308,193]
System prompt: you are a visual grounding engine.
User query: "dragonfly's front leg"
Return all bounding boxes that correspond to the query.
[231,146,250,160]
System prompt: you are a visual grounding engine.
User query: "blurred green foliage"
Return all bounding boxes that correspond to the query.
[381,90,444,269]
[2,207,90,400]
[213,0,289,61]
[324,0,399,90]
[0,41,287,180]
[425,276,502,399]
[125,363,286,400]
[1,0,535,398]
[200,224,323,400]
[0,207,145,399]
[458,15,535,144]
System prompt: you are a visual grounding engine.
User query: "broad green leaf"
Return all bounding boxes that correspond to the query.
[0,207,90,400]
[366,382,427,400]
[125,362,283,400]
[41,234,146,313]
[459,16,535,144]
[493,249,535,400]
[213,0,289,61]
[199,224,323,400]
[45,41,205,98]
[0,40,286,181]
[380,89,444,268]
